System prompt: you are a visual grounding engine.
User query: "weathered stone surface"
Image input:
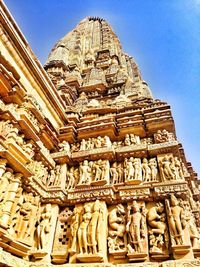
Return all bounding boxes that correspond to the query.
[0,2,199,267]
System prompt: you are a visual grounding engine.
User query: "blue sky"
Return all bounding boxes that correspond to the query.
[4,0,200,175]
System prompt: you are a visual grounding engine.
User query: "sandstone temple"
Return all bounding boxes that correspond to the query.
[0,2,199,267]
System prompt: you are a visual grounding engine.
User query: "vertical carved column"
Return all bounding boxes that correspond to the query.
[51,207,73,264]
[0,173,22,229]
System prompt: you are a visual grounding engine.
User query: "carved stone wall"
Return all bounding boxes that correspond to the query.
[0,2,200,267]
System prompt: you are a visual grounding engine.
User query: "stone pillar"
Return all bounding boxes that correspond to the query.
[0,173,22,229]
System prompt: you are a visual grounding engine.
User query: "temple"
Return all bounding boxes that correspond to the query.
[0,2,200,267]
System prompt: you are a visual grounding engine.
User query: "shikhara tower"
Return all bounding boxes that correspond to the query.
[0,2,200,266]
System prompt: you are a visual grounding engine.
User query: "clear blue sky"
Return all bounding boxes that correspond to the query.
[4,0,200,175]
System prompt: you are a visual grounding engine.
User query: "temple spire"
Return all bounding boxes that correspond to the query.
[45,17,153,104]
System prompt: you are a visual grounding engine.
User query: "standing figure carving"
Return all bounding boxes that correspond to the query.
[88,200,103,255]
[174,157,184,180]
[78,160,92,185]
[124,158,142,184]
[124,157,134,181]
[110,162,118,184]
[78,203,92,254]
[142,158,151,182]
[36,204,52,251]
[70,207,81,253]
[149,158,158,182]
[166,194,186,245]
[66,166,78,190]
[126,201,146,254]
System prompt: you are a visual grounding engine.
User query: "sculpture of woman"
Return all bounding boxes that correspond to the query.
[36,204,52,251]
[110,162,118,184]
[70,207,81,253]
[93,160,102,181]
[133,158,141,180]
[67,167,76,190]
[125,158,134,181]
[142,158,151,182]
[174,157,184,180]
[149,158,158,182]
[80,139,87,151]
[88,200,101,254]
[101,160,110,183]
[78,160,91,185]
[78,203,92,254]
[160,155,176,180]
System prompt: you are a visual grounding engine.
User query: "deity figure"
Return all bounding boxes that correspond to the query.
[78,203,92,254]
[108,204,126,252]
[166,194,186,245]
[88,200,102,254]
[36,204,52,251]
[70,207,81,253]
[126,201,145,253]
